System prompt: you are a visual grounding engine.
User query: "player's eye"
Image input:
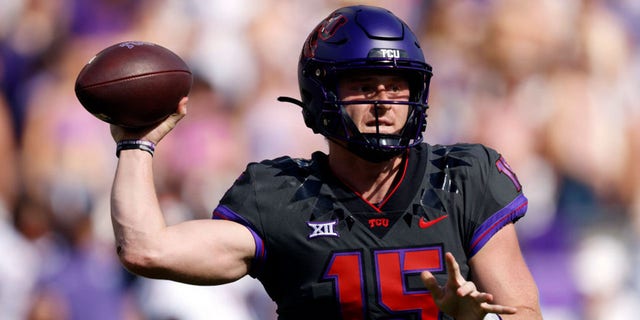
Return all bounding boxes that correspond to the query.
[344,82,376,97]
[359,85,376,95]
[384,82,409,98]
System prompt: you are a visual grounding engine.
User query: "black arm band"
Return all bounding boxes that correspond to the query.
[116,140,156,158]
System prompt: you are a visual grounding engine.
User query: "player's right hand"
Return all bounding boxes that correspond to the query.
[110,97,188,145]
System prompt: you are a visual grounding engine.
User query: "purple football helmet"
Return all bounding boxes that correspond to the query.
[280,5,433,162]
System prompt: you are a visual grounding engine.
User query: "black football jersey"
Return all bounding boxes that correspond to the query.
[212,143,527,320]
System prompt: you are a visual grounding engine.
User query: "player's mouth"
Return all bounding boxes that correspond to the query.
[365,118,393,127]
[363,119,396,134]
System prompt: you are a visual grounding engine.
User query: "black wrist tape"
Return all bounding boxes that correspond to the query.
[116,140,156,158]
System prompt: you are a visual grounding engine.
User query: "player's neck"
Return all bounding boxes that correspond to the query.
[328,142,404,204]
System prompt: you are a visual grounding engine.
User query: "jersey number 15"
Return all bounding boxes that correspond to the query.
[323,246,443,319]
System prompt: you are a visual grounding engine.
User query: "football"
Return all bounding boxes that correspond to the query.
[75,41,193,128]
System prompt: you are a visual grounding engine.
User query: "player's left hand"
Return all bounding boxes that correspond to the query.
[421,252,517,320]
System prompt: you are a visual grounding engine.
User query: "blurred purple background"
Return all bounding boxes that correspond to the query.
[1,0,639,319]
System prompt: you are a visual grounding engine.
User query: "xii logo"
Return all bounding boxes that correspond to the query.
[307,220,339,238]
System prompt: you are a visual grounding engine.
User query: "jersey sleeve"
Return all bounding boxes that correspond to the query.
[211,165,267,277]
[464,145,528,257]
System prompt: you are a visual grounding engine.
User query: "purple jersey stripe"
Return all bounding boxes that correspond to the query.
[212,205,266,277]
[468,194,528,257]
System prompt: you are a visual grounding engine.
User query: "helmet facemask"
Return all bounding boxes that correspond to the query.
[327,68,430,162]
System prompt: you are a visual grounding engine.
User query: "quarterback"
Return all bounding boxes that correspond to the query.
[109,5,541,319]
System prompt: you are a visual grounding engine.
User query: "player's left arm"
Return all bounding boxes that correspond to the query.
[469,223,542,319]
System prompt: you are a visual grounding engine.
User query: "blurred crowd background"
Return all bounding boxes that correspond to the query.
[1,0,640,319]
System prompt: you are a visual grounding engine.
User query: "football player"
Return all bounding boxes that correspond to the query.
[110,5,541,319]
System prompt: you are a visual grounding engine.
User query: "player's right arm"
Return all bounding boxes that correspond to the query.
[110,98,256,285]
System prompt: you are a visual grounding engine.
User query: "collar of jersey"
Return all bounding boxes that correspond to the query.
[316,145,427,214]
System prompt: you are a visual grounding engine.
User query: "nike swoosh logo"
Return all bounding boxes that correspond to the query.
[418,215,448,229]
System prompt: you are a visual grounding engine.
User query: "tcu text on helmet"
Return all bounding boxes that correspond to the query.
[380,49,400,58]
[367,48,407,59]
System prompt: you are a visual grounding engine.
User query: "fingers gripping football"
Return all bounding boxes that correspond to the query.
[110,97,188,144]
